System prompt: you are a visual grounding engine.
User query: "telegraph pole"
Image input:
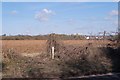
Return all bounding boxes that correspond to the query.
[103,31,106,40]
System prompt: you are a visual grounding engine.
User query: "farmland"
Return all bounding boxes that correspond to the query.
[1,39,120,79]
[2,40,47,53]
[2,40,111,53]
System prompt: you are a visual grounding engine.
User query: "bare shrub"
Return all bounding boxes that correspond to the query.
[46,33,62,55]
[58,45,112,77]
[2,49,44,78]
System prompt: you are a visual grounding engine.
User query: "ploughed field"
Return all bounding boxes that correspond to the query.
[2,40,111,53]
[1,40,120,79]
[2,40,47,53]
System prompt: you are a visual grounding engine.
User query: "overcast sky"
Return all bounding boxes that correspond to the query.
[2,2,118,35]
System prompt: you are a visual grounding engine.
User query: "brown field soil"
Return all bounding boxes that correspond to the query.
[63,40,112,46]
[1,40,112,53]
[2,40,118,78]
[2,40,47,53]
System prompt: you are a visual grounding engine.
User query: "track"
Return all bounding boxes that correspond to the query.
[1,73,120,80]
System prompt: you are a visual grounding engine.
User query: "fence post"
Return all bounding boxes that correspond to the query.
[52,47,55,59]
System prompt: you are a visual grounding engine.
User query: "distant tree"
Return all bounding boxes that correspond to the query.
[117,26,120,41]
[2,34,6,36]
[118,33,120,41]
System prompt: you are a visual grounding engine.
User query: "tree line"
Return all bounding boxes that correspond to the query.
[0,33,86,40]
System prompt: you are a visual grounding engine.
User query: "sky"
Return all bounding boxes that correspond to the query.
[1,0,120,2]
[0,2,2,35]
[2,2,118,35]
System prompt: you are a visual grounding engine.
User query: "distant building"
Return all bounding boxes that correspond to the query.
[86,37,90,40]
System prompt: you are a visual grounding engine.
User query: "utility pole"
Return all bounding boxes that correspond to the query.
[103,31,106,39]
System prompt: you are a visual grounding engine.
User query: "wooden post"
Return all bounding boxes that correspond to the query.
[52,47,55,59]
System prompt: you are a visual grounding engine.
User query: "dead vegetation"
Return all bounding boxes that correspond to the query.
[1,35,120,78]
[47,33,61,54]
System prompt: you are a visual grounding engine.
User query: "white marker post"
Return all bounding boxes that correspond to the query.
[52,47,55,59]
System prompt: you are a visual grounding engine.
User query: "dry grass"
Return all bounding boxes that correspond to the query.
[2,40,47,53]
[2,39,118,78]
[63,40,112,47]
[1,40,112,55]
